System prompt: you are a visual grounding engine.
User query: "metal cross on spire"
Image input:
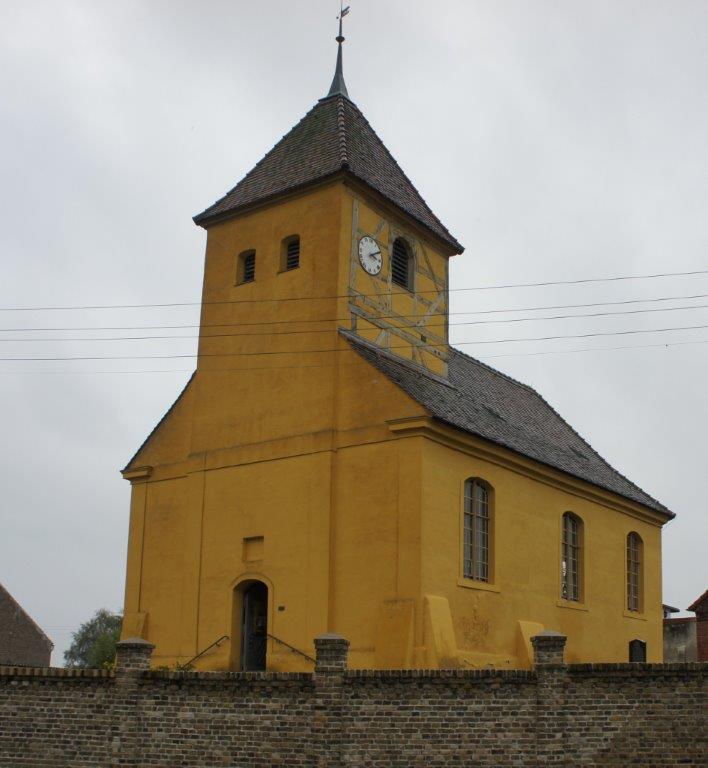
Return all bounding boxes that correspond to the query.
[327,2,350,99]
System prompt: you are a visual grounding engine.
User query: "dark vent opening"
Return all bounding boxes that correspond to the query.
[629,639,647,662]
[285,237,300,271]
[391,238,412,290]
[241,251,256,284]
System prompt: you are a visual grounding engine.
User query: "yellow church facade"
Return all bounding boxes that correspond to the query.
[120,39,672,672]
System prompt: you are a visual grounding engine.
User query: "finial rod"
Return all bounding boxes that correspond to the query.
[327,2,350,99]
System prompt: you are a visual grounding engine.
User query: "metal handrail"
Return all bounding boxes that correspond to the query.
[267,633,315,664]
[179,635,229,671]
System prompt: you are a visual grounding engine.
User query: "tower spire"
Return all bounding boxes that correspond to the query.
[327,3,350,99]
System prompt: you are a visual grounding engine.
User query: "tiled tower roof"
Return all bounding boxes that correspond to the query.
[194,94,462,253]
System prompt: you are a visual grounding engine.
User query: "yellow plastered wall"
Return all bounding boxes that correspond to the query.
[122,179,666,671]
[122,181,435,669]
[420,438,664,665]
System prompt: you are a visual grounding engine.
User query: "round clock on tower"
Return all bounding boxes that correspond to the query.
[358,235,382,275]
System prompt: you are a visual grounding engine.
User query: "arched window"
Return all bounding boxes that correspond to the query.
[237,249,256,284]
[627,532,643,612]
[561,512,583,601]
[281,235,300,271]
[463,479,492,582]
[391,237,413,291]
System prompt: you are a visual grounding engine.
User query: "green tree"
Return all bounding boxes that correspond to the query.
[64,608,122,668]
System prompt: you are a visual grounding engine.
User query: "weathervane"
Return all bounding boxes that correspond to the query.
[337,2,350,43]
[327,1,351,98]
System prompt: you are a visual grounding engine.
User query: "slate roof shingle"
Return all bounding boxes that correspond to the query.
[344,332,672,518]
[194,95,463,252]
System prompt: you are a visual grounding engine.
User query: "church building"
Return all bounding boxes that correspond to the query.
[120,28,673,671]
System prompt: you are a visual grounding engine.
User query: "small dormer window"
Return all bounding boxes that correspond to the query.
[391,237,413,291]
[281,235,300,271]
[237,250,256,284]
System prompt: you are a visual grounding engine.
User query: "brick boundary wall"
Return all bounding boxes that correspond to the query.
[0,633,705,767]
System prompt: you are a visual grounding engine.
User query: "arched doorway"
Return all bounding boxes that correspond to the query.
[239,581,268,671]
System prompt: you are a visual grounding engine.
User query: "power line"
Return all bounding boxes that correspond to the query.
[482,338,708,359]
[1,268,707,312]
[1,322,708,361]
[2,338,707,375]
[1,301,708,343]
[2,291,708,332]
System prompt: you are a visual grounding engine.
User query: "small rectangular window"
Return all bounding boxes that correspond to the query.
[281,235,300,271]
[237,250,256,284]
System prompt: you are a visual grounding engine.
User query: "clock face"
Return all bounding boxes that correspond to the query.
[358,236,382,276]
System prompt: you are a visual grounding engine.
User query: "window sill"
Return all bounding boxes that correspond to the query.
[556,599,589,612]
[623,609,647,621]
[457,578,500,593]
[277,266,300,274]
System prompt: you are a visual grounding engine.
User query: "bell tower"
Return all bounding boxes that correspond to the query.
[121,17,463,670]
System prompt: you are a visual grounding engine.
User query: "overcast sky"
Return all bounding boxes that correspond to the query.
[1,0,706,664]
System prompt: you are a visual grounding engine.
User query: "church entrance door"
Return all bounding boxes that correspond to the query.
[240,581,268,671]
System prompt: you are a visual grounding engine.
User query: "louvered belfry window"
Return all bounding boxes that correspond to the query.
[238,250,256,284]
[391,237,413,290]
[561,512,582,601]
[627,533,642,612]
[283,236,300,271]
[463,479,491,582]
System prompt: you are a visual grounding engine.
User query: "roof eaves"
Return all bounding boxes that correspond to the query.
[343,99,464,253]
[344,335,673,519]
[194,162,462,254]
[123,371,196,472]
[192,170,348,229]
[338,328,455,389]
[193,99,329,225]
[688,589,708,612]
[449,346,674,519]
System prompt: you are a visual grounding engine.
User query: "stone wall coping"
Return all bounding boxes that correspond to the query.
[345,668,536,681]
[0,665,113,679]
[116,637,155,649]
[1,661,705,684]
[568,662,708,677]
[141,670,313,683]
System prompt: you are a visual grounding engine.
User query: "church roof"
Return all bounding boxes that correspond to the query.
[193,94,463,253]
[344,331,673,518]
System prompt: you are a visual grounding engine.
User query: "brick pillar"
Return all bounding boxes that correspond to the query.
[115,637,154,682]
[532,631,569,766]
[532,630,567,667]
[314,633,349,673]
[312,634,349,767]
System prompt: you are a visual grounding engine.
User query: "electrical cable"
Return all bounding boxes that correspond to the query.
[2,337,707,374]
[1,322,708,361]
[1,267,707,312]
[2,289,708,332]
[1,301,707,343]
